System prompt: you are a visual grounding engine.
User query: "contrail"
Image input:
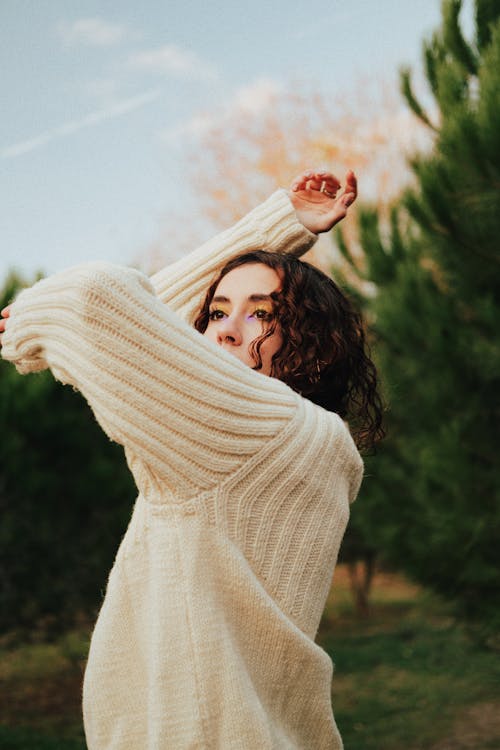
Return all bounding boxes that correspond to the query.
[1,89,162,159]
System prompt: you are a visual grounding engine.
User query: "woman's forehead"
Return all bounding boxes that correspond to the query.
[215,263,281,297]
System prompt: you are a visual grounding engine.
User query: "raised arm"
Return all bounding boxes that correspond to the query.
[149,189,317,322]
[1,263,298,499]
[149,169,357,323]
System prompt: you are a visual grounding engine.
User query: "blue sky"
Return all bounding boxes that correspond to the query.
[1,1,470,279]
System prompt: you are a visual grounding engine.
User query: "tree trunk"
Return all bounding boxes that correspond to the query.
[347,554,376,618]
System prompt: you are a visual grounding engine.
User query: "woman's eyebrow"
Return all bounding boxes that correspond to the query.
[212,294,273,303]
[249,294,273,302]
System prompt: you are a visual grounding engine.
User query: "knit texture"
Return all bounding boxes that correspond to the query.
[2,190,363,749]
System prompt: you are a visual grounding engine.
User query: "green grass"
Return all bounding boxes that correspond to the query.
[318,569,500,749]
[0,632,88,750]
[0,727,86,750]
[1,568,499,749]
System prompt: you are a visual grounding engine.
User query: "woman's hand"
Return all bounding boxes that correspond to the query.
[288,168,357,234]
[0,305,11,347]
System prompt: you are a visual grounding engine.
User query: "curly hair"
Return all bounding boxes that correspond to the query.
[193,251,385,453]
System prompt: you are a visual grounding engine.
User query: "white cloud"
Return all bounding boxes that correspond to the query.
[231,78,282,115]
[2,133,53,159]
[161,113,215,143]
[161,77,282,143]
[127,45,219,81]
[1,90,162,160]
[58,17,131,47]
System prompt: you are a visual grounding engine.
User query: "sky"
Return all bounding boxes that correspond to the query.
[1,1,472,279]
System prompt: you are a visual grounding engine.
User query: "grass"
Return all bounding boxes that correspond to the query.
[319,568,500,749]
[0,634,88,750]
[0,567,499,749]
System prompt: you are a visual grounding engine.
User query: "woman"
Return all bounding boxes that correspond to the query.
[1,169,383,749]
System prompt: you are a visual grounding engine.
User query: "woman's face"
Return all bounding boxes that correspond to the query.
[203,263,283,376]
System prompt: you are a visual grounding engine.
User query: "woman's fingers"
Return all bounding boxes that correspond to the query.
[342,191,356,208]
[291,175,340,193]
[290,169,357,203]
[309,170,341,195]
[315,168,342,195]
[291,169,341,194]
[344,170,357,200]
[0,305,12,341]
[337,172,357,210]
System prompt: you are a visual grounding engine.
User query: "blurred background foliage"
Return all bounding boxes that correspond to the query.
[0,272,136,635]
[338,0,500,644]
[1,0,499,649]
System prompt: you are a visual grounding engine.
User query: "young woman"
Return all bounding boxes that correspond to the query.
[1,169,383,749]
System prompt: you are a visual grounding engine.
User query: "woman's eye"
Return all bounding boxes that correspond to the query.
[209,309,226,321]
[253,309,273,321]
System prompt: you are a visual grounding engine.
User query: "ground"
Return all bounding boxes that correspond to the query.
[1,566,499,749]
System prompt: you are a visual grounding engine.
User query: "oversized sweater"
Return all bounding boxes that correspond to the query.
[1,190,364,750]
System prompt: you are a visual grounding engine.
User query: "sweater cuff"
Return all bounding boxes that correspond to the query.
[252,189,318,256]
[1,262,134,377]
[1,284,49,373]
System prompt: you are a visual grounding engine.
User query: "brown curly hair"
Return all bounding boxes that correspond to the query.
[193,251,385,453]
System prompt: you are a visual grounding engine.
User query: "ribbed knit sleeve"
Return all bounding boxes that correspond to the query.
[1,262,299,497]
[149,189,317,321]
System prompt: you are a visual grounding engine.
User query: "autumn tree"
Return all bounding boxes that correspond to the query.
[143,80,428,280]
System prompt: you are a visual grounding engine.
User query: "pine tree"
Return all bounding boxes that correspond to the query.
[341,0,500,640]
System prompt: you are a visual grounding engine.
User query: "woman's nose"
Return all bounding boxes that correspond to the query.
[217,317,242,346]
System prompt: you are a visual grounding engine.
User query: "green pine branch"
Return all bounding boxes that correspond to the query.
[443,0,478,75]
[475,0,500,50]
[400,67,438,130]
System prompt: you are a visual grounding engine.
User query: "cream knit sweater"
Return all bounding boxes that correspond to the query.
[2,190,363,750]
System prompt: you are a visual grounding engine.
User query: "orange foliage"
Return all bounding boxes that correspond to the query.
[186,82,427,228]
[144,79,430,276]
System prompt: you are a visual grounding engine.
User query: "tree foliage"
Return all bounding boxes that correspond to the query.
[341,0,500,638]
[143,82,429,278]
[0,273,136,635]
